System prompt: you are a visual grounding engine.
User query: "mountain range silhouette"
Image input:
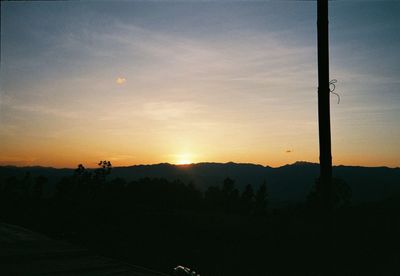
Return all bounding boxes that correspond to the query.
[1,161,399,205]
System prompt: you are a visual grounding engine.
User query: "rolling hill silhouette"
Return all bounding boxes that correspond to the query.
[1,162,399,205]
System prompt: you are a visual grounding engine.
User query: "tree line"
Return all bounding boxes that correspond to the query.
[0,161,269,220]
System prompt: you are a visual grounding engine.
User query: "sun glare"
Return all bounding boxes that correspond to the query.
[176,159,191,165]
[175,154,193,165]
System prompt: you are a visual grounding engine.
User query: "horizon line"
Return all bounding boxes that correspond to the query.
[1,161,398,170]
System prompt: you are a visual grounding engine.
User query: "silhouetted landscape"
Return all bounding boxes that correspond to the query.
[2,0,400,275]
[1,162,400,204]
[1,161,400,275]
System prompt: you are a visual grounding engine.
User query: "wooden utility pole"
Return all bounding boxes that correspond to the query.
[317,0,332,205]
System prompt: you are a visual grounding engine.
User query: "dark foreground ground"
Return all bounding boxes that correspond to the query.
[1,172,400,275]
[2,204,400,276]
[0,223,168,275]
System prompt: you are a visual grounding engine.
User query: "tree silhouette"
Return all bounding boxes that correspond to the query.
[94,161,112,185]
[205,185,223,211]
[2,176,19,199]
[222,177,240,213]
[33,175,47,199]
[241,184,255,215]
[74,164,86,176]
[307,177,352,211]
[96,161,112,178]
[21,172,33,199]
[90,160,113,198]
[255,181,268,215]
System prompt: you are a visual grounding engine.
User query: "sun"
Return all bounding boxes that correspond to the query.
[176,159,191,165]
[175,154,193,165]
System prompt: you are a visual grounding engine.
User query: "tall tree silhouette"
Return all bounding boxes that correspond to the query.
[307,177,352,211]
[241,184,255,215]
[94,161,112,183]
[222,177,239,213]
[33,175,47,199]
[205,185,223,211]
[255,181,268,215]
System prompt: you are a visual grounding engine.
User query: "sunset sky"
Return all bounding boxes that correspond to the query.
[1,1,399,168]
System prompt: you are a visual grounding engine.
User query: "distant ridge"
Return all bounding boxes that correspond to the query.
[2,160,395,169]
[1,162,399,204]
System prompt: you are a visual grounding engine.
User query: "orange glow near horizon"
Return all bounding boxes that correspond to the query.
[0,122,399,168]
[0,147,399,169]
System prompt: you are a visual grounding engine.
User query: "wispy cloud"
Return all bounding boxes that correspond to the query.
[8,104,79,119]
[141,101,204,121]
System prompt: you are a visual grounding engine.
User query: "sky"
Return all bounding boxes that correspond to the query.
[1,1,399,168]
